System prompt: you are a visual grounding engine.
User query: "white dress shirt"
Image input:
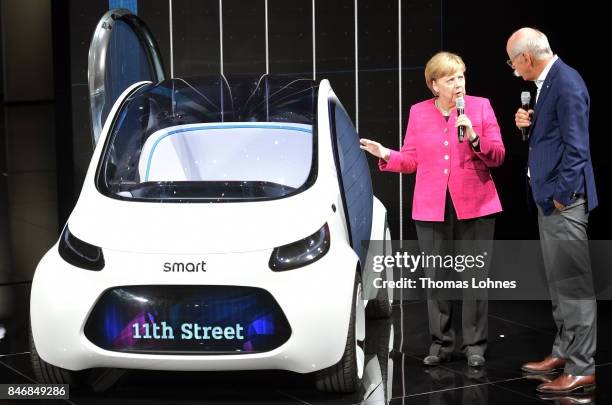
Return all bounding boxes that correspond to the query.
[535,54,558,103]
[528,55,559,178]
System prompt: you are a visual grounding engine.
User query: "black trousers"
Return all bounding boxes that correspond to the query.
[414,192,495,357]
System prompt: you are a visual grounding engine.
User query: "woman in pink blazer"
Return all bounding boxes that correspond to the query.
[361,52,505,367]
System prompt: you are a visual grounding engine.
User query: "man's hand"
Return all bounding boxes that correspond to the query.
[515,108,534,131]
[553,199,566,211]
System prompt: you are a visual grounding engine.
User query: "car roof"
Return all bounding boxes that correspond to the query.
[131,74,319,127]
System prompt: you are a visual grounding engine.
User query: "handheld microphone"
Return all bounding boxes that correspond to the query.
[520,91,531,142]
[456,97,465,143]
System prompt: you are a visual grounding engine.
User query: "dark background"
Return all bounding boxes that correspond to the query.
[55,0,610,242]
[1,3,610,401]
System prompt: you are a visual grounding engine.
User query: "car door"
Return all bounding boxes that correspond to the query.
[88,8,166,146]
[328,96,374,266]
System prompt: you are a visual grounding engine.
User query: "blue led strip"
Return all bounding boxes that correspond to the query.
[144,124,313,181]
[109,0,137,13]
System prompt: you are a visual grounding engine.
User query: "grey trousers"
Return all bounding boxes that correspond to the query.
[415,192,495,358]
[537,198,597,376]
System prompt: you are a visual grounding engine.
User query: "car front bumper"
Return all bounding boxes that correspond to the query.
[30,241,358,374]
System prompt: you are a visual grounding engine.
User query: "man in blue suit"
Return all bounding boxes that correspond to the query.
[507,27,597,394]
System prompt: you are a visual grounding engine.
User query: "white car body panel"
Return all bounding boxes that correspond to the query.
[30,78,390,375]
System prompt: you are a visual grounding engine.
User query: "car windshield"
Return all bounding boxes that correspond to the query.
[96,76,318,202]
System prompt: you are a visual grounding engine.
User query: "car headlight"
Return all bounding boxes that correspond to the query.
[269,224,330,271]
[58,225,105,271]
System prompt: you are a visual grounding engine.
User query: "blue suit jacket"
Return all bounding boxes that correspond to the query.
[528,58,598,215]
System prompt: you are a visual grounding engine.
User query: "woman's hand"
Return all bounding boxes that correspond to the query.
[360,138,391,161]
[455,114,478,142]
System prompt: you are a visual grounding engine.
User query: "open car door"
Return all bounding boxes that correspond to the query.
[88,8,166,146]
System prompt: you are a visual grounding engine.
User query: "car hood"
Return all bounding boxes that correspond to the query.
[68,182,337,254]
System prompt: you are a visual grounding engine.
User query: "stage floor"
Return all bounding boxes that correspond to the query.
[0,288,608,404]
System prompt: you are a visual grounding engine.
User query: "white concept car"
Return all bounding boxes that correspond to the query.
[29,9,392,393]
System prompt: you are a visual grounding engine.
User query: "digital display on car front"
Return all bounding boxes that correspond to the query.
[84,285,291,354]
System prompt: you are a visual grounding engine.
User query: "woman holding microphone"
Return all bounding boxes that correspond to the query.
[360,52,505,367]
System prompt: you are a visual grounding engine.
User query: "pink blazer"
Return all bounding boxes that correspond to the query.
[379,95,505,221]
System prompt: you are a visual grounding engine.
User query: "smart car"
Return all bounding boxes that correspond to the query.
[29,9,393,393]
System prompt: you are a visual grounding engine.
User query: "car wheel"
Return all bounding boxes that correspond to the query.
[29,321,85,389]
[364,319,394,400]
[366,225,393,319]
[365,281,393,319]
[315,273,365,393]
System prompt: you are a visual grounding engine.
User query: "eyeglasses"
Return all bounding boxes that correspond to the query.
[506,52,523,68]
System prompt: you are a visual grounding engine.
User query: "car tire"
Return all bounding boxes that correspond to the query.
[366,223,393,319]
[365,280,392,319]
[364,319,393,399]
[29,321,85,389]
[315,273,364,393]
